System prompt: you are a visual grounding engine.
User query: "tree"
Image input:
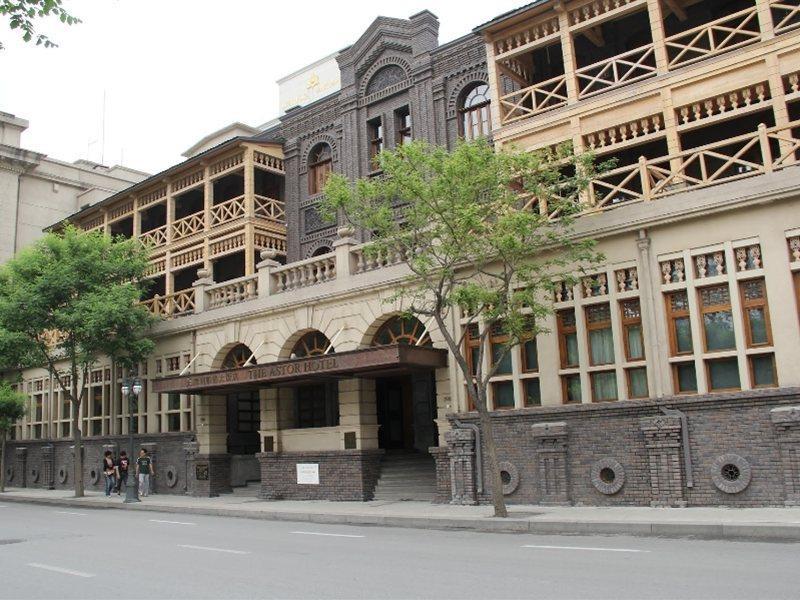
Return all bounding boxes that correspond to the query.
[0,226,155,497]
[0,380,26,493]
[322,138,605,517]
[0,0,80,50]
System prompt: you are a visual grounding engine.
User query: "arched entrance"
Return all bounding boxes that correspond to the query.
[221,344,260,457]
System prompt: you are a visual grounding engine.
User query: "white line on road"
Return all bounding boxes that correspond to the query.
[178,544,250,555]
[149,519,196,525]
[291,531,365,538]
[522,544,650,553]
[54,511,87,516]
[27,563,95,578]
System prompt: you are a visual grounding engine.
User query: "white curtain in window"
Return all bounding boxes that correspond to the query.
[590,328,615,364]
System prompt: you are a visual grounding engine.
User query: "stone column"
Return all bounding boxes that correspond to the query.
[14,447,27,488]
[445,428,477,505]
[256,250,280,299]
[332,227,357,279]
[770,405,800,506]
[41,445,55,490]
[338,378,378,450]
[192,268,213,314]
[531,422,570,505]
[640,415,686,507]
[190,394,231,497]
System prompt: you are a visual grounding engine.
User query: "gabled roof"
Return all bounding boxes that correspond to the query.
[473,0,552,34]
[182,122,262,158]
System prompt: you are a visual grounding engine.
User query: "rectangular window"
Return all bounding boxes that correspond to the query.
[699,285,736,351]
[296,383,339,429]
[750,353,777,387]
[707,357,741,391]
[674,362,698,394]
[557,309,579,368]
[523,378,541,406]
[168,393,181,411]
[739,278,771,347]
[591,371,618,402]
[492,381,515,410]
[620,299,644,361]
[521,337,538,372]
[665,291,693,355]
[562,374,582,404]
[586,303,615,365]
[489,322,512,375]
[464,324,481,377]
[167,413,181,432]
[395,106,411,145]
[368,117,383,169]
[626,367,649,398]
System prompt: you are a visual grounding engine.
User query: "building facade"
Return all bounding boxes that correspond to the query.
[4,3,800,508]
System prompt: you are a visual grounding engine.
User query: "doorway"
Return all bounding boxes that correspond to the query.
[376,373,437,452]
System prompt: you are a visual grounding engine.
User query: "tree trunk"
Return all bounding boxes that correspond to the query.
[475,388,508,518]
[72,400,84,498]
[0,430,6,494]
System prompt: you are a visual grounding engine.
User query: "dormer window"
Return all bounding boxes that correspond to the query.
[308,143,332,195]
[459,83,491,140]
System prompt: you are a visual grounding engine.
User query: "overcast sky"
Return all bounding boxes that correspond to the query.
[0,0,522,175]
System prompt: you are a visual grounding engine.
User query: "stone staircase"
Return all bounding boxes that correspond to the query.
[230,480,261,497]
[372,451,437,502]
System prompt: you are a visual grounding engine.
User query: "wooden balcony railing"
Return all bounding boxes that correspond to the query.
[772,0,800,34]
[272,253,337,293]
[499,74,569,125]
[665,6,761,69]
[253,151,285,172]
[207,275,258,310]
[171,212,205,241]
[254,195,285,221]
[142,289,196,319]
[140,225,167,249]
[576,44,656,99]
[211,195,245,226]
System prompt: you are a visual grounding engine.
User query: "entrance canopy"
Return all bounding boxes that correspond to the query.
[152,345,448,395]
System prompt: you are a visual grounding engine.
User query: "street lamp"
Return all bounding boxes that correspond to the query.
[121,377,143,503]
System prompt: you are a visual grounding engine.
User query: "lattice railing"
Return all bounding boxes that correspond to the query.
[207,275,258,310]
[499,74,569,124]
[210,195,245,226]
[254,195,285,221]
[771,0,800,34]
[352,243,408,274]
[253,151,284,172]
[141,289,195,319]
[665,6,761,69]
[272,253,336,293]
[576,44,656,99]
[171,212,205,241]
[139,225,167,248]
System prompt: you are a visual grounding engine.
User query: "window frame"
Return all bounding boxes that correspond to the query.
[738,277,772,348]
[561,374,582,404]
[705,357,741,392]
[672,361,698,395]
[590,370,618,402]
[698,284,736,353]
[665,290,693,356]
[459,83,491,141]
[307,144,332,196]
[625,366,649,399]
[585,302,615,366]
[557,308,579,369]
[749,352,778,388]
[368,117,384,170]
[619,298,645,362]
[395,106,412,146]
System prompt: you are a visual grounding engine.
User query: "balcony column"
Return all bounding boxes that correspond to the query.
[755,0,776,39]
[203,165,213,271]
[646,0,669,74]
[132,196,141,238]
[554,1,579,103]
[244,148,256,276]
[484,40,505,137]
[165,181,175,299]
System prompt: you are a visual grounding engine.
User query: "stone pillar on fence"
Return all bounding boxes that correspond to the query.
[640,414,686,507]
[256,250,280,299]
[192,268,213,314]
[333,226,357,278]
[445,428,477,505]
[429,446,452,504]
[770,405,800,506]
[531,421,570,505]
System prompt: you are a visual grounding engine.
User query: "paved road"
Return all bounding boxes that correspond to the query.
[0,502,797,599]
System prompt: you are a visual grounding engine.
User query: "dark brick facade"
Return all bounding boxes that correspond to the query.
[256,449,383,501]
[439,389,800,507]
[188,453,232,497]
[274,11,488,261]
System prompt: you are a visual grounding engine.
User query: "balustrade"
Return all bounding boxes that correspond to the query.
[171,212,205,241]
[139,225,167,248]
[141,289,196,319]
[772,0,800,34]
[210,195,246,226]
[352,243,407,274]
[499,74,569,124]
[254,195,286,221]
[207,275,258,309]
[576,44,656,99]
[272,253,337,293]
[253,151,284,172]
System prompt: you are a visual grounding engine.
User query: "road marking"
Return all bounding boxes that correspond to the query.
[54,511,87,516]
[27,563,95,578]
[149,519,195,525]
[178,544,249,555]
[290,531,365,538]
[522,544,649,553]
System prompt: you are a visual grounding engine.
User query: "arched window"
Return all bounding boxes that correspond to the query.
[459,83,491,140]
[291,331,333,358]
[308,143,332,195]
[373,316,432,347]
[310,245,332,257]
[222,344,256,369]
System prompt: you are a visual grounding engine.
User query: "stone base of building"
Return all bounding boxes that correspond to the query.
[4,433,194,495]
[256,449,383,501]
[188,453,232,497]
[442,388,800,508]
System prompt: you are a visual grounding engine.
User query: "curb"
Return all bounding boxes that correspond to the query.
[2,495,799,542]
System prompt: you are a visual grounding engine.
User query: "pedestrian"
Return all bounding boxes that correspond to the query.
[136,448,154,497]
[102,450,117,497]
[115,450,129,495]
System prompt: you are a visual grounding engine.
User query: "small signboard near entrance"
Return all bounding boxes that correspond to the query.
[296,463,320,485]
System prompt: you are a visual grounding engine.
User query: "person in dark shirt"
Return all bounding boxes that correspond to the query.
[136,448,154,497]
[115,450,129,495]
[102,451,117,497]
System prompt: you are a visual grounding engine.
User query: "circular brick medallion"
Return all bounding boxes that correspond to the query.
[57,467,68,484]
[591,458,625,495]
[30,467,39,484]
[710,453,752,494]
[89,468,100,485]
[5,466,13,483]
[498,461,520,495]
[164,465,179,488]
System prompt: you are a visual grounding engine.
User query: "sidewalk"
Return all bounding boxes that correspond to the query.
[2,487,800,541]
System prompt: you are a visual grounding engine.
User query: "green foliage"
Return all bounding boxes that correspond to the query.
[0,225,155,398]
[0,0,80,49]
[322,138,605,390]
[0,380,26,434]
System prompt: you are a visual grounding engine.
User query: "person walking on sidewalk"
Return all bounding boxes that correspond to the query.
[136,448,154,497]
[102,451,117,497]
[115,450,129,495]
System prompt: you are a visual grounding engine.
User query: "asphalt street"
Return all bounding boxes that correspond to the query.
[0,501,797,599]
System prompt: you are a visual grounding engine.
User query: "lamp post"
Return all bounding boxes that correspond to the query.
[122,377,142,503]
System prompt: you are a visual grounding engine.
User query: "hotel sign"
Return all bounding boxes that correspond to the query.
[152,345,447,394]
